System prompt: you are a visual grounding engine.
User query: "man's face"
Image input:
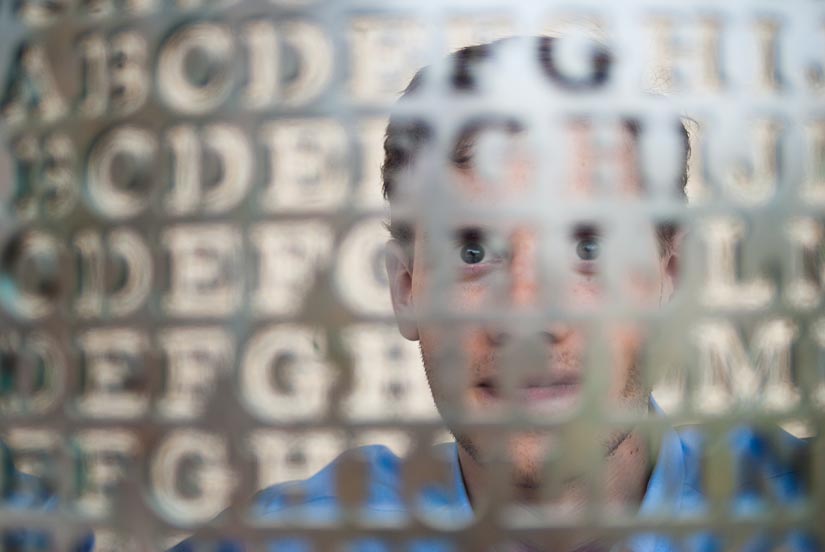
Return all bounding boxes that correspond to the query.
[386,123,679,493]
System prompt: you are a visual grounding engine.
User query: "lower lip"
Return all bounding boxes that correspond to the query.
[521,383,580,402]
[477,383,581,403]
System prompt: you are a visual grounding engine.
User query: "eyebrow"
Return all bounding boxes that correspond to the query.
[453,226,486,244]
[571,223,602,239]
[450,118,525,168]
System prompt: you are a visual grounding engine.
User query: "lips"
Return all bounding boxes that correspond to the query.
[475,376,582,403]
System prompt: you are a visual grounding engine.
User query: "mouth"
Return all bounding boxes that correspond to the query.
[475,377,582,404]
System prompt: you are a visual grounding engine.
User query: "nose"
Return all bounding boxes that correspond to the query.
[482,226,574,346]
[509,226,538,308]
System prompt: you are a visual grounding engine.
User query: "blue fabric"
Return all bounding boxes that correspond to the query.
[170,420,819,552]
[1,469,95,552]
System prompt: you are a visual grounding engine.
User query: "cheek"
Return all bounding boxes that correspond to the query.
[607,325,646,393]
[454,281,489,312]
[410,253,492,374]
[461,327,492,362]
[416,312,491,362]
[568,279,602,309]
[627,267,666,305]
[611,326,643,363]
[423,325,492,367]
[410,250,489,309]
[569,266,667,310]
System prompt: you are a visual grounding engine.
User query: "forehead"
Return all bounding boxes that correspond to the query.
[402,119,644,206]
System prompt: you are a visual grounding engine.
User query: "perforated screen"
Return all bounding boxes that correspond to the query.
[0,1,822,551]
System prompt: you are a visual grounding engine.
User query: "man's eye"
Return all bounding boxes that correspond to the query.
[576,236,600,261]
[460,242,486,264]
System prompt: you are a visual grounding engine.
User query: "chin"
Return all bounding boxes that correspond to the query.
[509,428,552,456]
[506,431,556,489]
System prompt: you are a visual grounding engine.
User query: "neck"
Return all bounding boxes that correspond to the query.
[456,429,651,550]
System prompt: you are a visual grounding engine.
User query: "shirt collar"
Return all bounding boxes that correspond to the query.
[639,396,687,515]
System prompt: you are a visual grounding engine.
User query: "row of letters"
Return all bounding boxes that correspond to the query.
[0,324,434,421]
[7,115,825,227]
[4,9,824,129]
[3,213,825,321]
[3,317,825,422]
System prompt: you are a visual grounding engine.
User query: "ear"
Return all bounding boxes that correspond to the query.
[385,240,420,341]
[659,231,682,303]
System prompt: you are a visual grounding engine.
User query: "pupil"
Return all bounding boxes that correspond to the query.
[461,243,485,264]
[577,238,599,260]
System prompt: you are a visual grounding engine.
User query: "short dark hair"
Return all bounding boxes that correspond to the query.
[381,36,690,252]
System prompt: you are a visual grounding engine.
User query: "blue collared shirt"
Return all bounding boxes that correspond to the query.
[1,469,95,551]
[172,422,819,552]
